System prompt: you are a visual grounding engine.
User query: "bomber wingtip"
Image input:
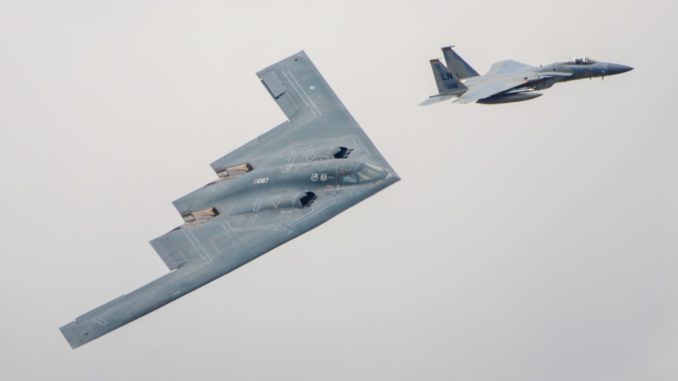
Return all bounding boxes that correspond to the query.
[59,322,82,349]
[256,50,309,77]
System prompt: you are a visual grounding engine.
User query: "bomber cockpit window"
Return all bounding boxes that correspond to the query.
[340,173,358,184]
[356,163,384,182]
[340,163,385,184]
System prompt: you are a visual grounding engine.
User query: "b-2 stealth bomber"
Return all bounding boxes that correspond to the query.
[60,51,400,349]
[421,45,633,105]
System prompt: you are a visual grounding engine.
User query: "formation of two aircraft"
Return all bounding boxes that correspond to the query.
[60,46,632,349]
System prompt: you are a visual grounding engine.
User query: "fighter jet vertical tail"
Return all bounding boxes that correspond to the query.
[430,59,467,96]
[441,46,479,79]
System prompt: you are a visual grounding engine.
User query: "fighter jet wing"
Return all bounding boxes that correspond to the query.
[454,60,536,104]
[456,59,572,104]
[60,51,399,349]
[456,78,530,104]
[485,60,535,76]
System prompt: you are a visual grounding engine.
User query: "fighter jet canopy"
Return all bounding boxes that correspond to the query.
[566,57,597,65]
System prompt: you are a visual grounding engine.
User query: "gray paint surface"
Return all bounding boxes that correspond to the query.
[59,51,399,349]
[2,1,676,380]
[422,46,633,105]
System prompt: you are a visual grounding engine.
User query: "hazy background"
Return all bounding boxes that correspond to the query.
[1,1,676,380]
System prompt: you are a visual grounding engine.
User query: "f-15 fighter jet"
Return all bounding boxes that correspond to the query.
[60,51,399,349]
[421,45,633,105]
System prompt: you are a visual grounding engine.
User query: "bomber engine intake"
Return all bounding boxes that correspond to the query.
[300,146,353,161]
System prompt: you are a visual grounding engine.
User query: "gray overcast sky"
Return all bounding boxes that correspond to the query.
[1,1,677,380]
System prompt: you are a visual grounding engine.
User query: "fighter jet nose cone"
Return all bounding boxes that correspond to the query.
[608,63,633,75]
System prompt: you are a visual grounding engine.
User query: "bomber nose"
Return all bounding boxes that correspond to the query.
[607,63,633,75]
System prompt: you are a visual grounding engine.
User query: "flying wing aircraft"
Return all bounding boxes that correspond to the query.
[421,45,633,105]
[60,51,400,349]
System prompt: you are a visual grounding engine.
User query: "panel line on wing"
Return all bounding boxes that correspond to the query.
[185,230,212,261]
[282,70,321,118]
[60,50,401,350]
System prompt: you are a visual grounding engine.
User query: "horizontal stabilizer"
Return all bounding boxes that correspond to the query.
[419,95,455,106]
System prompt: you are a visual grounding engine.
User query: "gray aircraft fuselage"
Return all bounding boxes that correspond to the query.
[62,158,392,348]
[475,60,632,104]
[59,51,400,349]
[423,46,633,105]
[177,159,387,218]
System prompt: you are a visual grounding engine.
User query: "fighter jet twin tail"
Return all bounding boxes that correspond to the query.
[61,46,632,349]
[421,45,632,105]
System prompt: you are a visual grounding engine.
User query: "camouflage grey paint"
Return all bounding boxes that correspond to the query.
[441,45,478,79]
[60,51,400,349]
[421,45,633,105]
